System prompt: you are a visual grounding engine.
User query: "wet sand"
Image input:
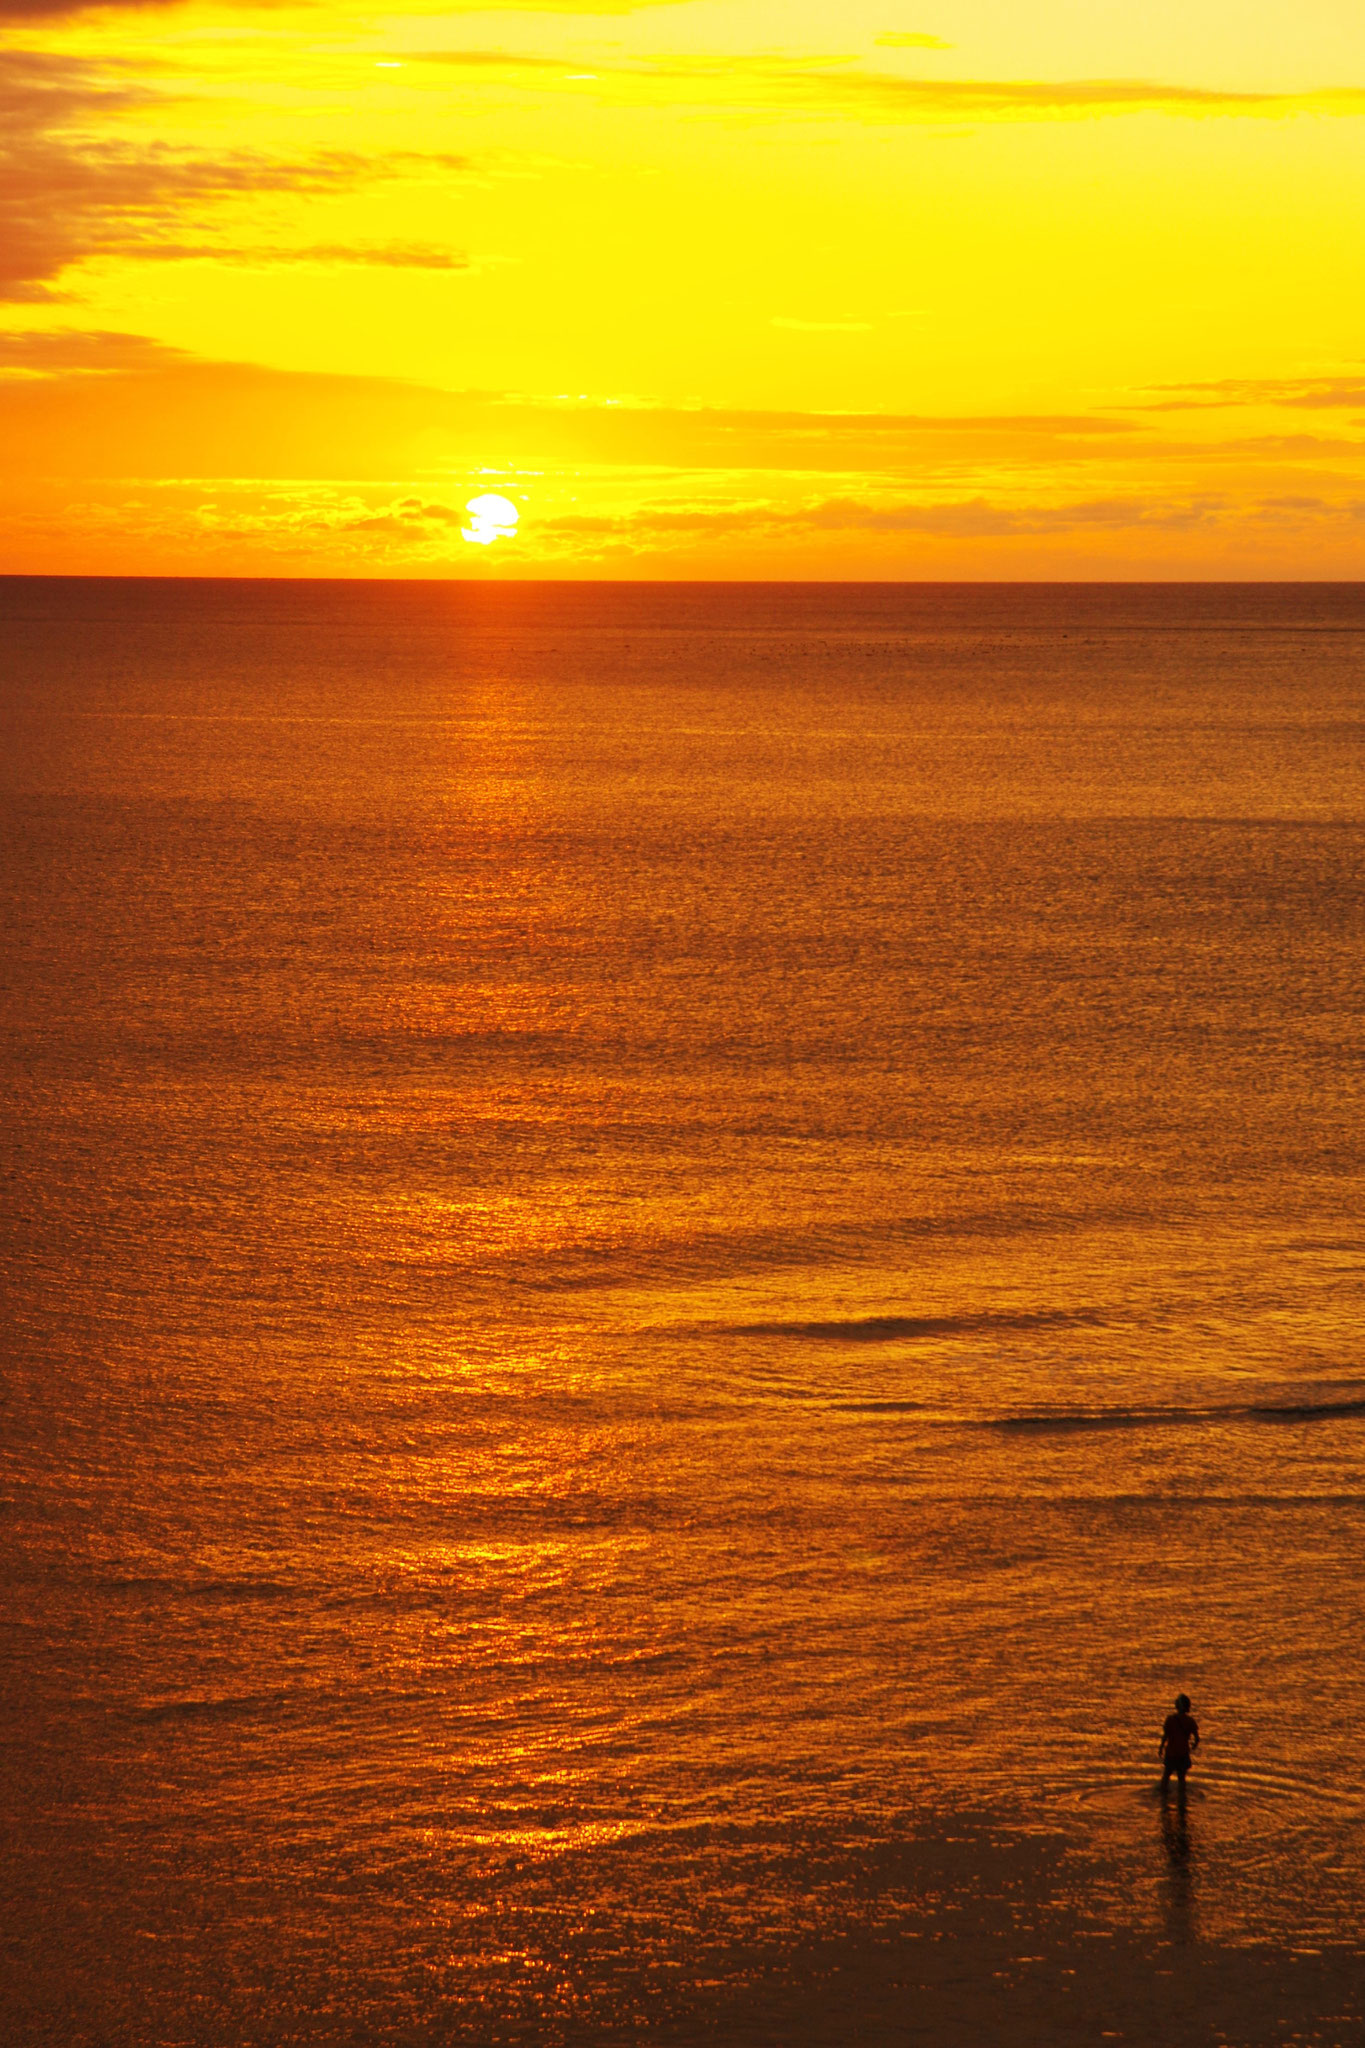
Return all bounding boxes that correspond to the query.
[654,1822,1365,2048]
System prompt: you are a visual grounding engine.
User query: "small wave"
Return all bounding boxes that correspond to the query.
[826,1392,1365,1432]
[1072,1760,1365,1821]
[131,1689,293,1724]
[1195,1761,1365,1812]
[986,1408,1193,1435]
[718,1309,1104,1344]
[982,1396,1365,1435]
[97,1574,299,1602]
[1248,1397,1365,1423]
[832,1399,932,1414]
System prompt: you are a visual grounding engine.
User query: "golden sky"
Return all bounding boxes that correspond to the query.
[2,0,1363,576]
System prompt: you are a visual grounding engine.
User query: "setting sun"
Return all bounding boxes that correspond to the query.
[461,494,521,546]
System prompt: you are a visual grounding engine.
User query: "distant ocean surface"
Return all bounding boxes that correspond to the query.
[3,580,1364,2047]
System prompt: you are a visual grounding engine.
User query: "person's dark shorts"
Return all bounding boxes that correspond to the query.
[1165,1753,1190,1777]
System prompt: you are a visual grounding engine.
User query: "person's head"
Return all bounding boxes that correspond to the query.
[1175,1693,1191,1714]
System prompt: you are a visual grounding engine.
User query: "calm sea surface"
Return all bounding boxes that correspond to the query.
[2,580,1364,2046]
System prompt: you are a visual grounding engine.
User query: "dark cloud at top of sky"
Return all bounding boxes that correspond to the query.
[0,0,178,16]
[0,0,684,16]
[0,50,471,300]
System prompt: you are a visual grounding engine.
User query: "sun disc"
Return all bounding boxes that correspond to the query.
[461,494,520,546]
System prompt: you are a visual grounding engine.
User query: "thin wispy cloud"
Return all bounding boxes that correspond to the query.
[542,493,1227,549]
[136,241,468,269]
[0,358,1158,485]
[203,492,467,540]
[407,48,1365,122]
[0,325,192,370]
[772,317,873,333]
[802,494,1223,534]
[1136,375,1365,410]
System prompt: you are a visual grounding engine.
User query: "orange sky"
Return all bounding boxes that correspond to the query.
[2,0,1363,577]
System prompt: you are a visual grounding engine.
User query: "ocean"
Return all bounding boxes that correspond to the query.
[2,579,1363,2046]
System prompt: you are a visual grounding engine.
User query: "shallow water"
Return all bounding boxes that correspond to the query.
[2,579,1363,2044]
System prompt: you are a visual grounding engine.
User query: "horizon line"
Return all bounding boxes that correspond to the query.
[3,573,1365,589]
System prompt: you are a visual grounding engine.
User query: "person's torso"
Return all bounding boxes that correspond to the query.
[1164,1712,1197,1755]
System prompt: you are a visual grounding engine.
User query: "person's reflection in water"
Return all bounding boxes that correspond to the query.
[1158,1781,1197,1946]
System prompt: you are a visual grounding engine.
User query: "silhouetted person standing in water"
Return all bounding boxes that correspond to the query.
[1159,1693,1200,1791]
